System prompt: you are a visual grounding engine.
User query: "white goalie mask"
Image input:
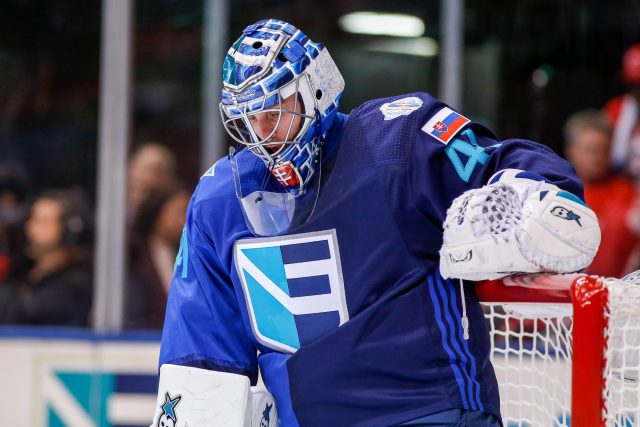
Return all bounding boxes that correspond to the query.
[219,19,345,236]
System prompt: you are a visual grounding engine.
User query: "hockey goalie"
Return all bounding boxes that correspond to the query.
[150,19,600,427]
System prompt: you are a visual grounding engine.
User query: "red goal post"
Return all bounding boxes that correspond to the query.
[477,273,640,427]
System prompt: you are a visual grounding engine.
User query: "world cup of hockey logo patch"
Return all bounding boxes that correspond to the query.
[156,392,182,427]
[234,229,348,353]
[379,96,423,120]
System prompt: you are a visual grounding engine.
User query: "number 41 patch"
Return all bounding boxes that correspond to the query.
[444,129,490,183]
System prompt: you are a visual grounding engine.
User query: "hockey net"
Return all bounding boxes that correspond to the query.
[477,273,640,427]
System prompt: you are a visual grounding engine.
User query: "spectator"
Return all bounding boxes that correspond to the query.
[604,43,640,179]
[0,163,30,281]
[127,142,177,219]
[565,110,637,277]
[125,186,190,329]
[0,188,93,325]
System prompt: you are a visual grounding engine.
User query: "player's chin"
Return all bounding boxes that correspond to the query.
[265,142,285,155]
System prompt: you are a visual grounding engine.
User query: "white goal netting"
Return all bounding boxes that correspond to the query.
[480,274,640,427]
[483,303,573,426]
[603,279,640,427]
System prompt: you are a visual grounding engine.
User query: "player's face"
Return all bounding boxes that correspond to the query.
[248,95,302,153]
[566,128,611,183]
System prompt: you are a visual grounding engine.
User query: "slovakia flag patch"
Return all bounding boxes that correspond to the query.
[421,107,470,145]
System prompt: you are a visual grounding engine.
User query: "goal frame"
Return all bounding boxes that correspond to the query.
[477,273,608,426]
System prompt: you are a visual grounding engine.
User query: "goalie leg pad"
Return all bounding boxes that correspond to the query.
[250,386,278,427]
[151,364,278,427]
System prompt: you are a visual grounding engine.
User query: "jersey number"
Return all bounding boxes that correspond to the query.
[444,129,489,183]
[174,226,189,279]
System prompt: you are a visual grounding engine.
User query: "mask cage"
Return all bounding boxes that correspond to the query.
[220,75,317,164]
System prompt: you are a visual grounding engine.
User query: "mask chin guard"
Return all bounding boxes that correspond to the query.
[230,146,322,237]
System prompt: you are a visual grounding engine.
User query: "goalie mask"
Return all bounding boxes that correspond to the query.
[220,19,345,236]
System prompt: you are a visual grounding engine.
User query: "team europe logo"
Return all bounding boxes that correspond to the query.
[156,392,182,427]
[234,229,348,353]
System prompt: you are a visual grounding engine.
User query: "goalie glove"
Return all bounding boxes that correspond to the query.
[439,169,601,281]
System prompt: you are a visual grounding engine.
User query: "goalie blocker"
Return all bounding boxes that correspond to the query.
[151,364,278,427]
[439,169,601,281]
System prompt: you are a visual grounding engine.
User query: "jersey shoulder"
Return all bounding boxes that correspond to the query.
[194,155,236,205]
[189,154,249,240]
[340,92,485,167]
[345,91,443,137]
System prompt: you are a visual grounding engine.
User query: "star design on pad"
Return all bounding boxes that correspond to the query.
[161,392,182,421]
[263,403,273,421]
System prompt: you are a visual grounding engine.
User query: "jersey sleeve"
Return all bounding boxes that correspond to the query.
[159,191,258,384]
[411,122,583,221]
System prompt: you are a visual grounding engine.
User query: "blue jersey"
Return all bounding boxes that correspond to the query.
[161,92,582,426]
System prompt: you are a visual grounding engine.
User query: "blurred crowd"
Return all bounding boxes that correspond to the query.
[0,142,189,329]
[570,43,640,279]
[2,44,640,329]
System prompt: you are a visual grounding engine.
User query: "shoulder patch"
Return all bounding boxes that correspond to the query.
[202,165,215,177]
[201,160,218,178]
[421,107,470,144]
[202,158,227,179]
[379,96,423,120]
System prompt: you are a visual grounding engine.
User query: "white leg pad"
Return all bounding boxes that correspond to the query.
[151,364,277,427]
[250,386,278,427]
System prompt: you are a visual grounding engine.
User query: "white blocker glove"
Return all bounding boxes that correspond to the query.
[439,169,601,281]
